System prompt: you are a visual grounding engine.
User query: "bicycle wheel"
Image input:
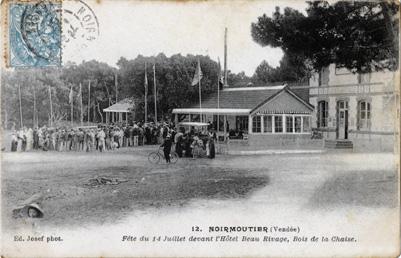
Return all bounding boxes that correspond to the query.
[170,152,178,164]
[148,152,160,164]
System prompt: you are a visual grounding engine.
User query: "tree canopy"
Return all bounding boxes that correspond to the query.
[1,54,221,128]
[253,53,309,84]
[251,1,399,73]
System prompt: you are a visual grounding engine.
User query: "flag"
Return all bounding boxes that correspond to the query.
[144,63,148,95]
[191,59,203,86]
[68,86,73,104]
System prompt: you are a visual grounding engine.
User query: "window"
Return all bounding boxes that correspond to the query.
[357,101,371,130]
[286,116,294,133]
[317,101,328,128]
[357,73,371,84]
[295,117,302,133]
[274,116,283,133]
[252,116,261,133]
[302,116,311,132]
[236,116,249,133]
[318,67,329,86]
[263,116,272,133]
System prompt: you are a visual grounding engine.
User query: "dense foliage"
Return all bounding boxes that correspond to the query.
[1,55,221,128]
[251,1,399,73]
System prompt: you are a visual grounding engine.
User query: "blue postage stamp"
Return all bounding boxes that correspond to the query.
[8,1,62,67]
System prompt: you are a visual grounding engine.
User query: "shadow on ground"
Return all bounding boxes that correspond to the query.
[307,170,398,209]
[3,165,269,229]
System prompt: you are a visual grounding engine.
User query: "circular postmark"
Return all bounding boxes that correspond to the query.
[60,0,100,52]
[20,1,62,63]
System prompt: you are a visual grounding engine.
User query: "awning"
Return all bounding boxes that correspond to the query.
[103,99,135,113]
[178,122,209,127]
[172,108,251,115]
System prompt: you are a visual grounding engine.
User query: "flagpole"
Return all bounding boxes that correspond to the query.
[217,59,220,133]
[33,84,37,128]
[70,86,73,127]
[79,83,83,126]
[87,80,91,125]
[18,84,23,128]
[198,59,202,123]
[144,62,148,124]
[49,86,53,127]
[224,27,228,87]
[115,73,118,104]
[199,76,202,123]
[153,63,157,123]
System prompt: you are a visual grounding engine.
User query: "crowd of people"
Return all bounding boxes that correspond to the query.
[8,121,217,161]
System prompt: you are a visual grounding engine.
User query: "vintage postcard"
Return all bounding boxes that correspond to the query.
[0,0,400,257]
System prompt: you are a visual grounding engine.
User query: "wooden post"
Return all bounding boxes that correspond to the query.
[115,74,118,104]
[248,115,252,134]
[33,84,36,128]
[87,80,91,125]
[49,86,53,127]
[224,27,228,87]
[223,115,227,141]
[93,100,96,123]
[153,63,157,123]
[18,84,23,128]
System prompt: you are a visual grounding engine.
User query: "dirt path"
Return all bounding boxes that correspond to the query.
[1,150,397,232]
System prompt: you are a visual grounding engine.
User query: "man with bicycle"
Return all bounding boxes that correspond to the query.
[160,134,173,163]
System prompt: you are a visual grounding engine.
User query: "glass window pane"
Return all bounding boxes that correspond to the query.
[295,117,302,132]
[263,116,272,133]
[286,116,293,133]
[318,101,328,128]
[361,110,366,119]
[274,116,283,133]
[252,116,261,133]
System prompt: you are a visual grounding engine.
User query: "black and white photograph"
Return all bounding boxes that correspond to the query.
[1,0,400,256]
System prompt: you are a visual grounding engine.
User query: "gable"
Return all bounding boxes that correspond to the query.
[251,90,313,115]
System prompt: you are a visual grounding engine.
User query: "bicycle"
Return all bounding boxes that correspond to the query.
[148,147,178,164]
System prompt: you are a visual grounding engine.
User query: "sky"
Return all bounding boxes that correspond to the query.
[63,0,308,76]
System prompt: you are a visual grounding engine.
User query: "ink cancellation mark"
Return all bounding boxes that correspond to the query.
[8,1,62,67]
[61,0,99,52]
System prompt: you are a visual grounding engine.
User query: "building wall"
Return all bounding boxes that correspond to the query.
[309,64,397,151]
[245,134,323,150]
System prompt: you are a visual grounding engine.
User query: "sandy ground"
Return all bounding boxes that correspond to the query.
[1,148,399,257]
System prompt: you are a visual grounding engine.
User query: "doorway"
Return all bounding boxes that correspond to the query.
[336,100,349,139]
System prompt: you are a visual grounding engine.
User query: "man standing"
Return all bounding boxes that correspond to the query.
[97,128,106,152]
[160,134,172,163]
[77,129,84,151]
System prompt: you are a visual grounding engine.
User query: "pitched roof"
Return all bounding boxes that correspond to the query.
[103,98,135,112]
[189,85,287,110]
[250,87,314,114]
[174,85,313,115]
